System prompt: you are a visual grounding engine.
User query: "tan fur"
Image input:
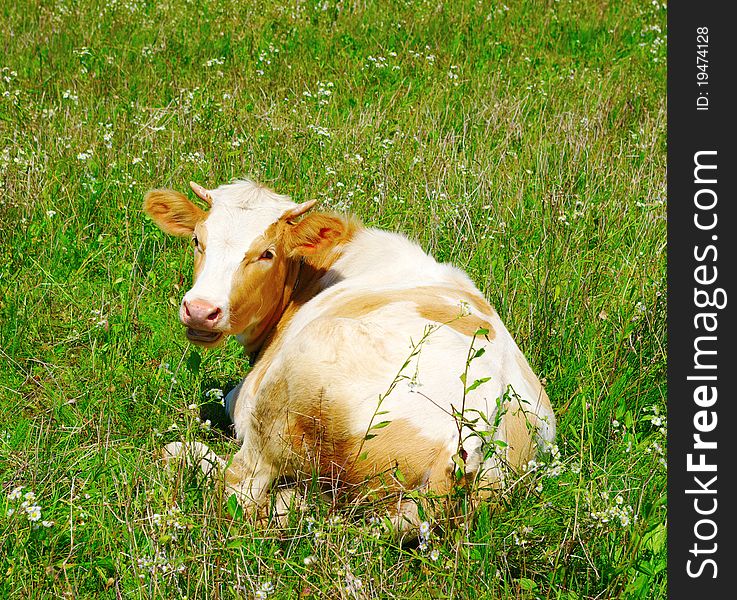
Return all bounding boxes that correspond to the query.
[192,222,208,278]
[447,277,496,317]
[415,302,492,337]
[475,351,553,472]
[499,400,537,470]
[227,239,293,343]
[241,212,361,355]
[279,212,361,261]
[284,402,454,496]
[244,314,461,505]
[351,418,456,496]
[514,350,553,416]
[143,190,207,237]
[198,211,359,351]
[326,287,496,338]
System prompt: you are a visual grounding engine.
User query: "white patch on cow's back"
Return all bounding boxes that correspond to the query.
[329,228,439,282]
[277,227,491,347]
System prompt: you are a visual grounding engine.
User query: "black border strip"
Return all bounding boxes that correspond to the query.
[667,3,735,597]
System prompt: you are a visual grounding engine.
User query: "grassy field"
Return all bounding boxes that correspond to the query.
[0,0,667,598]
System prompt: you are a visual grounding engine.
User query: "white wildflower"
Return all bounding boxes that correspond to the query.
[205,388,224,401]
[419,521,431,537]
[26,505,42,522]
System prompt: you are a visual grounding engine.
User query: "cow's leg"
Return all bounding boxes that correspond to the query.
[270,485,305,527]
[382,454,458,542]
[388,497,423,540]
[383,432,509,542]
[161,441,225,477]
[221,443,281,518]
[162,440,285,522]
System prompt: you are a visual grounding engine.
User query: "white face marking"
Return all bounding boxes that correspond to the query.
[181,182,297,334]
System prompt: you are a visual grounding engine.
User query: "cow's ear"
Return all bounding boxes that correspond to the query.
[281,213,354,258]
[143,189,207,237]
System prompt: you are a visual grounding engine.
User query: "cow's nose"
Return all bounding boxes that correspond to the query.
[182,299,222,329]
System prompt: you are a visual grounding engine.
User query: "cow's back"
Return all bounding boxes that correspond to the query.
[231,227,555,493]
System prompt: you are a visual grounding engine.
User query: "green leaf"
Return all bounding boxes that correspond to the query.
[369,420,391,430]
[642,523,667,554]
[186,350,201,374]
[394,467,406,483]
[466,376,491,393]
[518,578,538,591]
[227,494,243,520]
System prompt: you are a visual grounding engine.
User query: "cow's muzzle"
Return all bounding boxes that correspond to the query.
[180,298,226,345]
[185,328,224,345]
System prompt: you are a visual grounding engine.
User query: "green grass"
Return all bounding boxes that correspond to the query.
[0,0,666,598]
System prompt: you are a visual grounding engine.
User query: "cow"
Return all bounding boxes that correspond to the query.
[143,179,555,534]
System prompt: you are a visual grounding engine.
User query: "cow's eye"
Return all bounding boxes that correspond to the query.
[192,234,199,249]
[259,249,274,261]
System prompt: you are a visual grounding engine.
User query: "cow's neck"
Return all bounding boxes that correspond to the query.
[246,255,337,364]
[243,214,360,364]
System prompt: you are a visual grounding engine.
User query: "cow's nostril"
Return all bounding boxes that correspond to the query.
[182,299,221,328]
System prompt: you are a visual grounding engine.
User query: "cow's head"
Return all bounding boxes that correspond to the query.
[143,180,348,351]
